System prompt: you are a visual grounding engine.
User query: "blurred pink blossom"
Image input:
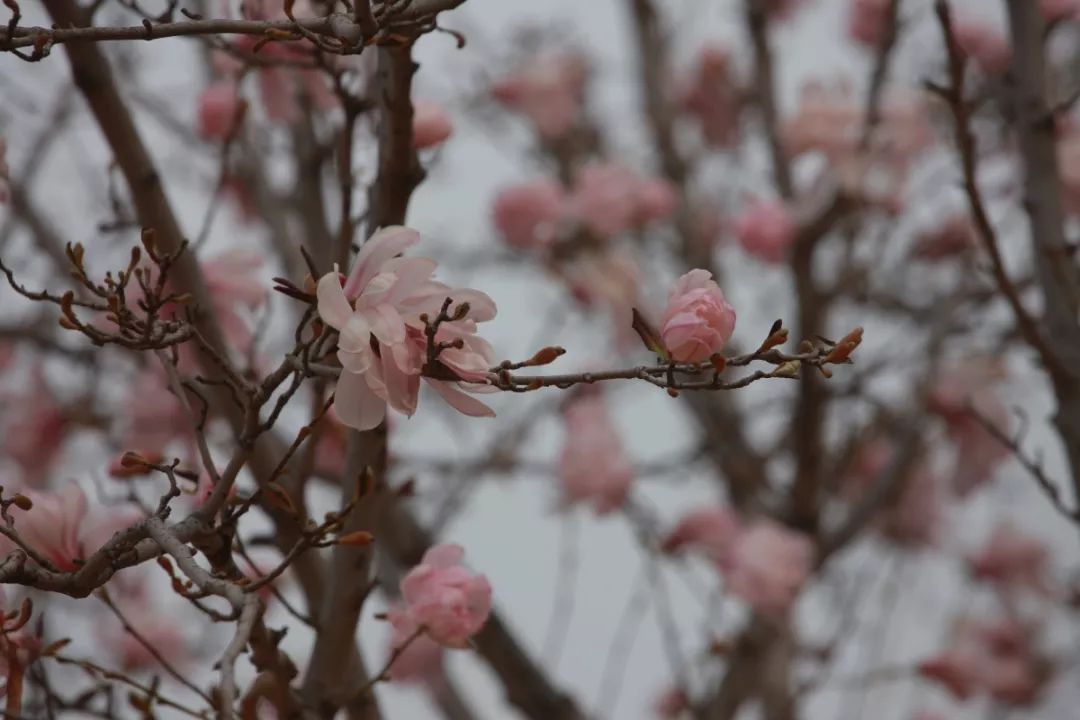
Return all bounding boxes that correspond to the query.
[571,163,677,239]
[491,51,587,140]
[412,100,453,150]
[912,214,977,260]
[202,248,268,354]
[723,519,813,619]
[953,21,1012,76]
[847,0,892,48]
[2,369,71,486]
[660,269,737,362]
[733,199,796,264]
[968,522,1051,593]
[118,367,192,460]
[918,649,981,700]
[679,45,740,148]
[97,607,189,672]
[390,544,492,648]
[1041,0,1080,22]
[197,81,242,141]
[558,393,633,515]
[492,179,569,250]
[317,226,497,430]
[662,506,741,563]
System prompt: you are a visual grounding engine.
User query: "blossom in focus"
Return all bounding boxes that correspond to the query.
[847,0,892,48]
[390,544,492,648]
[197,81,242,141]
[968,522,1051,594]
[558,393,633,515]
[492,179,569,250]
[912,213,977,260]
[722,519,813,619]
[952,21,1012,76]
[491,51,587,140]
[385,612,445,684]
[662,506,741,564]
[412,100,453,150]
[317,226,497,431]
[660,269,737,362]
[571,163,677,239]
[679,45,740,148]
[733,199,796,264]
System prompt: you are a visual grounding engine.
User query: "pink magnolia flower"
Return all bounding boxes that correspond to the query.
[968,522,1051,593]
[201,248,268,354]
[953,21,1012,76]
[679,45,740,148]
[848,0,892,48]
[317,226,497,431]
[912,214,977,260]
[558,394,633,515]
[491,51,587,140]
[662,506,741,563]
[390,544,492,648]
[660,269,737,362]
[412,100,453,150]
[571,163,676,239]
[385,613,445,684]
[722,519,813,619]
[1,369,71,486]
[0,482,141,572]
[733,199,796,264]
[492,179,569,250]
[197,81,242,141]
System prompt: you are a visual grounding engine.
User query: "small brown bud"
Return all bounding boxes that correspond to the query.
[337,530,374,547]
[451,302,471,321]
[666,388,680,398]
[140,228,157,255]
[710,354,727,373]
[10,494,32,511]
[41,638,71,657]
[525,346,565,367]
[759,328,789,353]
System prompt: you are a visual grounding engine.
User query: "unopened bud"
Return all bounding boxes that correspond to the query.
[759,328,789,353]
[772,360,801,378]
[524,346,566,367]
[666,388,680,398]
[710,354,727,373]
[303,274,317,296]
[10,494,32,511]
[337,530,374,547]
[451,302,471,321]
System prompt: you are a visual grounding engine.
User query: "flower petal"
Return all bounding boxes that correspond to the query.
[427,380,496,418]
[345,226,422,297]
[333,370,387,431]
[317,272,353,330]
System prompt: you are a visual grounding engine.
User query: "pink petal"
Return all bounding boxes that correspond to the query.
[345,226,422,297]
[427,380,496,418]
[317,273,353,330]
[334,370,387,431]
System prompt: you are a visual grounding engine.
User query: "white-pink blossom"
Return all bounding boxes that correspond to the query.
[558,393,634,515]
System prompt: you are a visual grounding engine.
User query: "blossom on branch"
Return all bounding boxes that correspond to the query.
[389,544,492,648]
[316,226,497,431]
[660,269,737,363]
[558,393,633,515]
[722,519,813,620]
[412,100,454,150]
[678,45,741,148]
[733,199,796,264]
[491,51,587,141]
[492,179,569,250]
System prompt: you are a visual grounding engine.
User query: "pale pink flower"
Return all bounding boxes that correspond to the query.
[722,519,813,619]
[0,482,141,572]
[848,0,892,48]
[558,394,633,515]
[571,163,676,239]
[385,613,445,684]
[491,51,587,140]
[412,100,453,150]
[953,21,1012,76]
[202,248,267,354]
[733,199,796,264]
[313,407,348,478]
[912,214,977,260]
[679,45,740,148]
[662,506,741,563]
[390,544,492,648]
[1041,0,1080,23]
[969,522,1051,593]
[660,269,737,362]
[317,226,497,430]
[118,367,192,460]
[491,179,569,250]
[197,81,242,141]
[783,83,861,163]
[1,369,70,486]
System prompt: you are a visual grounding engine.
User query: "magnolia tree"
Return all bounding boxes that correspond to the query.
[0,0,1078,718]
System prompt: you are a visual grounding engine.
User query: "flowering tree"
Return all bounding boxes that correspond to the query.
[0,0,1078,718]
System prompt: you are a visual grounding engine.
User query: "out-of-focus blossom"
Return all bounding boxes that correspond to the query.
[390,544,492,648]
[679,45,740,148]
[662,506,741,564]
[733,199,796,264]
[491,51,587,140]
[317,226,497,430]
[912,214,977,260]
[117,367,191,460]
[197,81,242,141]
[97,608,189,672]
[952,21,1012,76]
[660,269,737,362]
[968,522,1051,593]
[558,393,633,515]
[848,0,892,48]
[412,100,453,150]
[571,163,677,239]
[0,136,9,204]
[492,179,569,250]
[723,519,813,619]
[654,687,690,718]
[2,369,71,486]
[202,248,268,354]
[1041,0,1080,23]
[385,611,445,684]
[0,482,141,571]
[919,616,1045,705]
[313,407,348,478]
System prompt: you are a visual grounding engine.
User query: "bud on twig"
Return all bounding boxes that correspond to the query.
[337,531,375,547]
